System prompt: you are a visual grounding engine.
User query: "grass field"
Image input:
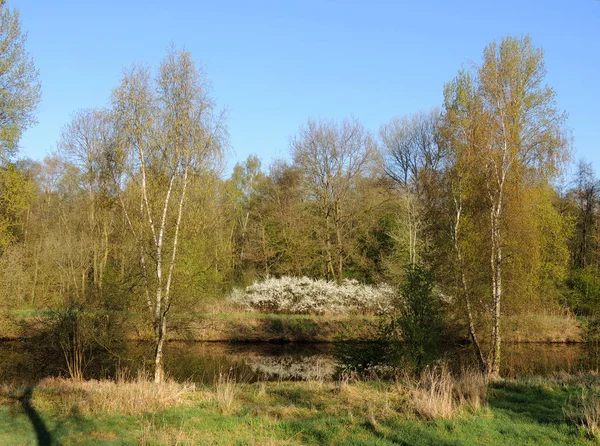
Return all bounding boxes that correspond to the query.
[1,370,598,445]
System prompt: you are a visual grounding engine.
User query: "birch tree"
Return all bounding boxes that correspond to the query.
[0,1,40,253]
[443,36,568,376]
[0,0,41,160]
[112,49,225,383]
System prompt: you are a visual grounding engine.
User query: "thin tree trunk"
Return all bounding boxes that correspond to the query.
[452,185,487,373]
[239,211,250,269]
[31,255,39,306]
[334,202,344,284]
[487,112,510,378]
[154,316,167,383]
[150,175,176,384]
[261,222,269,276]
[100,221,109,290]
[408,196,419,266]
[325,211,335,281]
[154,168,189,384]
[489,204,502,376]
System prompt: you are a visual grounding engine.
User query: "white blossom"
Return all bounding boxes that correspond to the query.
[229,276,395,315]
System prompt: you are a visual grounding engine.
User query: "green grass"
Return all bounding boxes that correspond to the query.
[0,374,597,445]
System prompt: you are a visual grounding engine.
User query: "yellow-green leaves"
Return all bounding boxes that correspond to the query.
[0,3,41,160]
[0,163,33,251]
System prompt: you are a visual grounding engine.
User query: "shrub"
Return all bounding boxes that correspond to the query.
[229,276,394,315]
[565,266,600,316]
[383,264,444,370]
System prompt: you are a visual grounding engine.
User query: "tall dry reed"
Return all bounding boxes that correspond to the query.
[37,370,194,416]
[405,364,488,419]
[213,370,238,413]
[564,389,600,438]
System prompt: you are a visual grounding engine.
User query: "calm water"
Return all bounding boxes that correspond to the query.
[1,340,600,385]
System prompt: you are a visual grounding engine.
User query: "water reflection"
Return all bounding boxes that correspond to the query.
[1,340,600,385]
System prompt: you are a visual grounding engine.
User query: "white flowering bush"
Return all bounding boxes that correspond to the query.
[229,276,395,315]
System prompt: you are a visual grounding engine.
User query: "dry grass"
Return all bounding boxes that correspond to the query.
[564,389,600,438]
[306,358,329,391]
[138,415,191,446]
[201,299,250,315]
[454,368,488,412]
[0,371,592,445]
[35,371,196,416]
[255,380,267,397]
[212,370,238,414]
[503,311,583,343]
[335,371,352,394]
[406,366,455,419]
[405,364,488,419]
[581,398,600,436]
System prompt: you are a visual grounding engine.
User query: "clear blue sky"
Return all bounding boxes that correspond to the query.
[13,0,600,176]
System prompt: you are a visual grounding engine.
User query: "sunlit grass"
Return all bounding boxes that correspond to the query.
[1,372,598,445]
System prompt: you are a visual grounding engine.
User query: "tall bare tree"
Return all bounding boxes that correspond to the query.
[571,160,600,269]
[58,109,117,292]
[380,108,446,265]
[291,118,375,283]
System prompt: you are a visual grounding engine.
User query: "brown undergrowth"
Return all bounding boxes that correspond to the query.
[403,364,488,419]
[12,371,199,417]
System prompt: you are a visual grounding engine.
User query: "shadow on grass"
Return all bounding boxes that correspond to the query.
[363,418,459,446]
[489,382,569,425]
[17,386,53,446]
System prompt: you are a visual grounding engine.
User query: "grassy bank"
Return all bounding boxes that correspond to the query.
[0,309,586,344]
[155,312,380,343]
[501,313,583,343]
[1,370,599,445]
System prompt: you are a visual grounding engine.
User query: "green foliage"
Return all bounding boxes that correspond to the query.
[0,163,33,251]
[565,266,600,316]
[384,264,444,369]
[503,182,573,313]
[0,2,41,160]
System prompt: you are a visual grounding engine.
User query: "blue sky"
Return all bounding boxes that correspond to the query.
[13,0,600,176]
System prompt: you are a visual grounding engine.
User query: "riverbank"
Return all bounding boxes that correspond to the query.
[0,309,585,343]
[0,371,598,445]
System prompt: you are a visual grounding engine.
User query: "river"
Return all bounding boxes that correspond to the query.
[1,340,599,384]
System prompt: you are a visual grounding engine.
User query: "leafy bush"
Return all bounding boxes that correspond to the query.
[229,276,394,315]
[383,264,444,369]
[565,266,600,315]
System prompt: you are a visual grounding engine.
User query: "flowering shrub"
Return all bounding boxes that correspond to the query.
[229,276,395,315]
